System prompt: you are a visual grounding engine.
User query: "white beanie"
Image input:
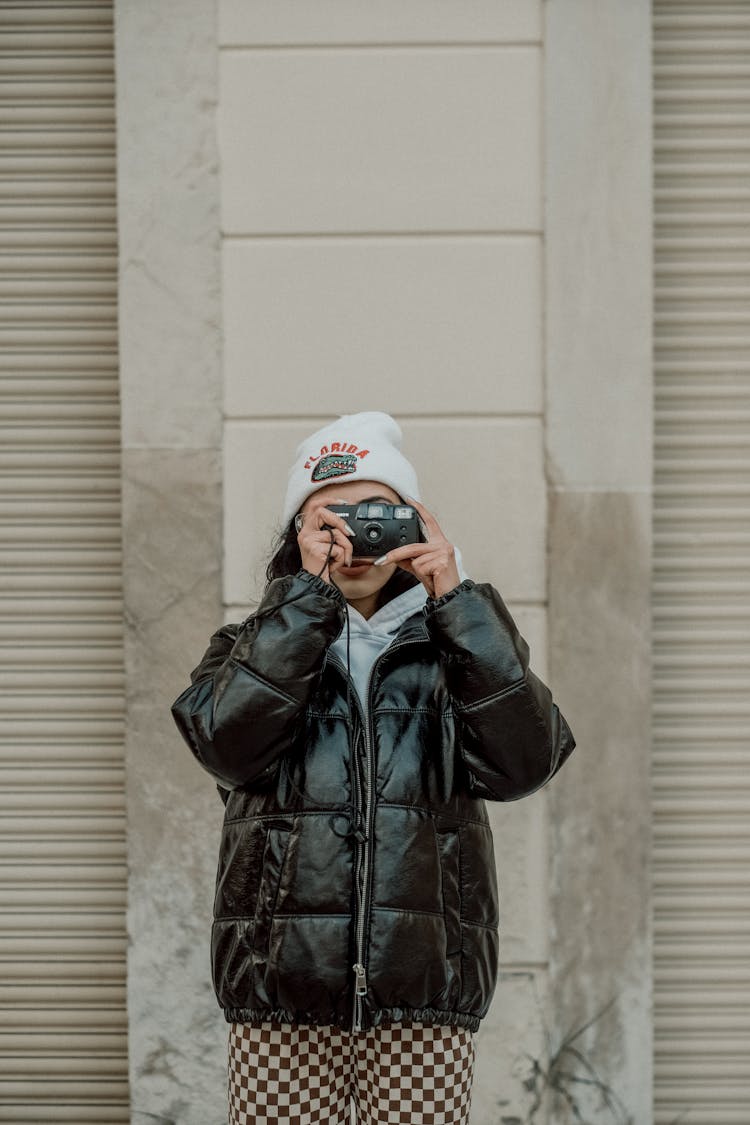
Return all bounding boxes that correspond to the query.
[281,411,421,526]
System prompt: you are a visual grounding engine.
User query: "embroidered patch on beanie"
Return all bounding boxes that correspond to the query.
[307,446,368,482]
[311,453,359,481]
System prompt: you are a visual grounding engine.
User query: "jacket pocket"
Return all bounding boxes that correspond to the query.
[434,823,463,961]
[251,821,292,960]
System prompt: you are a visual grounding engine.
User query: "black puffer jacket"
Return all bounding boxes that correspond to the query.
[170,570,576,1034]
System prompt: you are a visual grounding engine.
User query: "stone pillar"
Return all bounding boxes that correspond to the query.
[545,1,654,1120]
[114,2,226,1122]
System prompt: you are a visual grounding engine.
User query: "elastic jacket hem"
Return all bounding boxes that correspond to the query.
[222,1005,481,1034]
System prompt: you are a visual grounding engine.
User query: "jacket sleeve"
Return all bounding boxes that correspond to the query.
[423,579,576,802]
[170,570,347,792]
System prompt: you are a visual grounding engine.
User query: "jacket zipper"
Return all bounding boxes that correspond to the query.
[325,650,370,1031]
[327,636,425,1032]
[350,724,368,1030]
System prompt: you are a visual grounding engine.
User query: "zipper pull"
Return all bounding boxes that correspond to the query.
[351,807,368,843]
[353,962,367,995]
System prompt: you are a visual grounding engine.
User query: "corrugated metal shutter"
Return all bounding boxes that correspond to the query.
[0,2,128,1120]
[652,3,750,1122]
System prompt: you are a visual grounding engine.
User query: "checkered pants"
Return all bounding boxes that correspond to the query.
[228,1019,477,1124]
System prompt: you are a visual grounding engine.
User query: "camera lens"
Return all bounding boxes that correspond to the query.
[364,522,382,543]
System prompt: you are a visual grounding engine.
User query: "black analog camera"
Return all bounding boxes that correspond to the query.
[324,501,425,559]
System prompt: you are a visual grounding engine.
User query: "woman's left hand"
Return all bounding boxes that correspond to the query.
[374,496,461,599]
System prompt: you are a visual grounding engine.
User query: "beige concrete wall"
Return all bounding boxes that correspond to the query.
[117,1,653,1122]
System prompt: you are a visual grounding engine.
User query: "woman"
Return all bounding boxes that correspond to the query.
[170,411,576,1125]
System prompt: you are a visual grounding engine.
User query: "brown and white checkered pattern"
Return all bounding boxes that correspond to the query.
[228,1018,476,1124]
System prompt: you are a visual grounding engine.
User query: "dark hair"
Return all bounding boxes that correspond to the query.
[265,518,304,585]
[264,518,420,606]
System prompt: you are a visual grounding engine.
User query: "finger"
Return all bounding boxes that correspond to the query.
[299,526,352,555]
[373,542,437,567]
[330,536,353,568]
[305,529,353,564]
[329,552,360,575]
[303,526,351,548]
[328,528,361,569]
[411,553,454,583]
[408,559,436,597]
[300,535,348,570]
[297,502,356,538]
[320,543,352,571]
[411,550,462,596]
[390,549,443,596]
[316,506,357,537]
[410,548,451,569]
[388,555,416,577]
[403,496,443,540]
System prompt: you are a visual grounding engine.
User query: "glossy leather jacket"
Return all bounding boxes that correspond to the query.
[170,569,576,1034]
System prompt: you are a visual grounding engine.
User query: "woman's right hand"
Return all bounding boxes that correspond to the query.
[296,498,356,583]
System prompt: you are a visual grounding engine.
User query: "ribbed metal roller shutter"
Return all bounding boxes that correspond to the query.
[0,2,128,1120]
[653,3,750,1123]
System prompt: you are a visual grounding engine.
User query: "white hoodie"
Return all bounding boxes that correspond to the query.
[329,550,469,712]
